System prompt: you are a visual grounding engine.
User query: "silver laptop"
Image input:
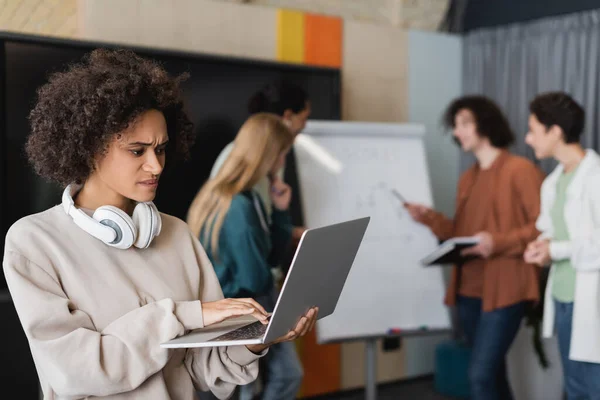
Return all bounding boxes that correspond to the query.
[161,216,370,348]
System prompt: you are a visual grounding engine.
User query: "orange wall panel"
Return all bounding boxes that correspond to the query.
[304,13,342,68]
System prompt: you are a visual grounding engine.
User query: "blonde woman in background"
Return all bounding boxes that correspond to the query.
[188,113,314,400]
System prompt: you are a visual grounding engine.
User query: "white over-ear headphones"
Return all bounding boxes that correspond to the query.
[61,184,162,250]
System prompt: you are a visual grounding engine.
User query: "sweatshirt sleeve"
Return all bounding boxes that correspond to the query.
[184,233,265,399]
[3,250,205,399]
[420,210,455,241]
[491,163,544,257]
[417,171,474,241]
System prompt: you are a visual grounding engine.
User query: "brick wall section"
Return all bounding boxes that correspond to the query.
[215,0,449,30]
[0,0,77,37]
[0,0,448,38]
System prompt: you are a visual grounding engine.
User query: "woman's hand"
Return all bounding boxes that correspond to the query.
[524,239,551,266]
[202,298,270,327]
[270,175,292,211]
[292,226,307,244]
[404,203,432,224]
[461,232,494,259]
[246,307,319,354]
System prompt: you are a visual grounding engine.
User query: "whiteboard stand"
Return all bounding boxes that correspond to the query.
[365,338,377,400]
[323,330,451,400]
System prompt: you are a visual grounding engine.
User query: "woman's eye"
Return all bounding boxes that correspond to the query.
[156,146,166,155]
[130,149,144,156]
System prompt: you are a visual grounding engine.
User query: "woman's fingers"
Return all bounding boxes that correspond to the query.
[226,306,256,317]
[301,308,318,336]
[220,299,268,321]
[308,308,319,332]
[235,298,269,316]
[294,316,310,337]
[229,305,269,323]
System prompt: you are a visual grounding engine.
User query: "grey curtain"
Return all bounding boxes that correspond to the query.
[462,9,600,173]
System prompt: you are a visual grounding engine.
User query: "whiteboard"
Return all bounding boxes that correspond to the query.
[295,121,451,343]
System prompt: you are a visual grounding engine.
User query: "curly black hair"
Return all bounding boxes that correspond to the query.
[443,95,515,148]
[26,48,195,186]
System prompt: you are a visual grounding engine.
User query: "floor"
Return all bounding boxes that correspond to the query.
[306,377,460,400]
[197,376,461,400]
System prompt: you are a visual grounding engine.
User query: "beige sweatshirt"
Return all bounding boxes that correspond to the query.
[3,205,264,400]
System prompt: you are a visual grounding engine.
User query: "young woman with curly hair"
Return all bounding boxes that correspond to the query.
[3,48,317,400]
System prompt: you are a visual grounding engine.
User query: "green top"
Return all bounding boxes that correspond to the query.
[200,190,292,299]
[551,168,578,303]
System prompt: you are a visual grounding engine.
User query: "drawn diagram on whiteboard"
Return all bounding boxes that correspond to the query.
[355,181,414,242]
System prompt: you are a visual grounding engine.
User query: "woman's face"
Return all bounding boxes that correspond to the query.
[91,109,169,204]
[284,101,311,136]
[452,108,484,152]
[525,113,559,160]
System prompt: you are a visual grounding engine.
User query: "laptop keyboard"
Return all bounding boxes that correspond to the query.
[208,320,268,342]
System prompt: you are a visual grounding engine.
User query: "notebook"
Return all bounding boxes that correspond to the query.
[420,237,480,266]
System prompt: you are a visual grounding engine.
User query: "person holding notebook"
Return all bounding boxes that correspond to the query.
[524,92,600,398]
[2,49,317,400]
[187,113,308,400]
[405,96,544,400]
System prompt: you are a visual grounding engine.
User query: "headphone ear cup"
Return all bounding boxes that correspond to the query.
[132,203,152,249]
[149,202,162,237]
[132,202,161,249]
[93,206,136,250]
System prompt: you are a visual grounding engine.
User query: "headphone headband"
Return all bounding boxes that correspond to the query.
[61,184,160,249]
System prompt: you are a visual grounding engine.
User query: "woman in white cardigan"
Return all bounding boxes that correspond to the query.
[524,92,600,399]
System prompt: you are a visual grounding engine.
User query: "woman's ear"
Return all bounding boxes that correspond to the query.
[282,109,294,126]
[549,125,564,142]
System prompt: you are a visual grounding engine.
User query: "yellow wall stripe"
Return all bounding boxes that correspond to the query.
[276,9,305,63]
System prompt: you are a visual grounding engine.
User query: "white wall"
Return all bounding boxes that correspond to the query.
[508,325,563,399]
[408,30,461,217]
[405,30,462,377]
